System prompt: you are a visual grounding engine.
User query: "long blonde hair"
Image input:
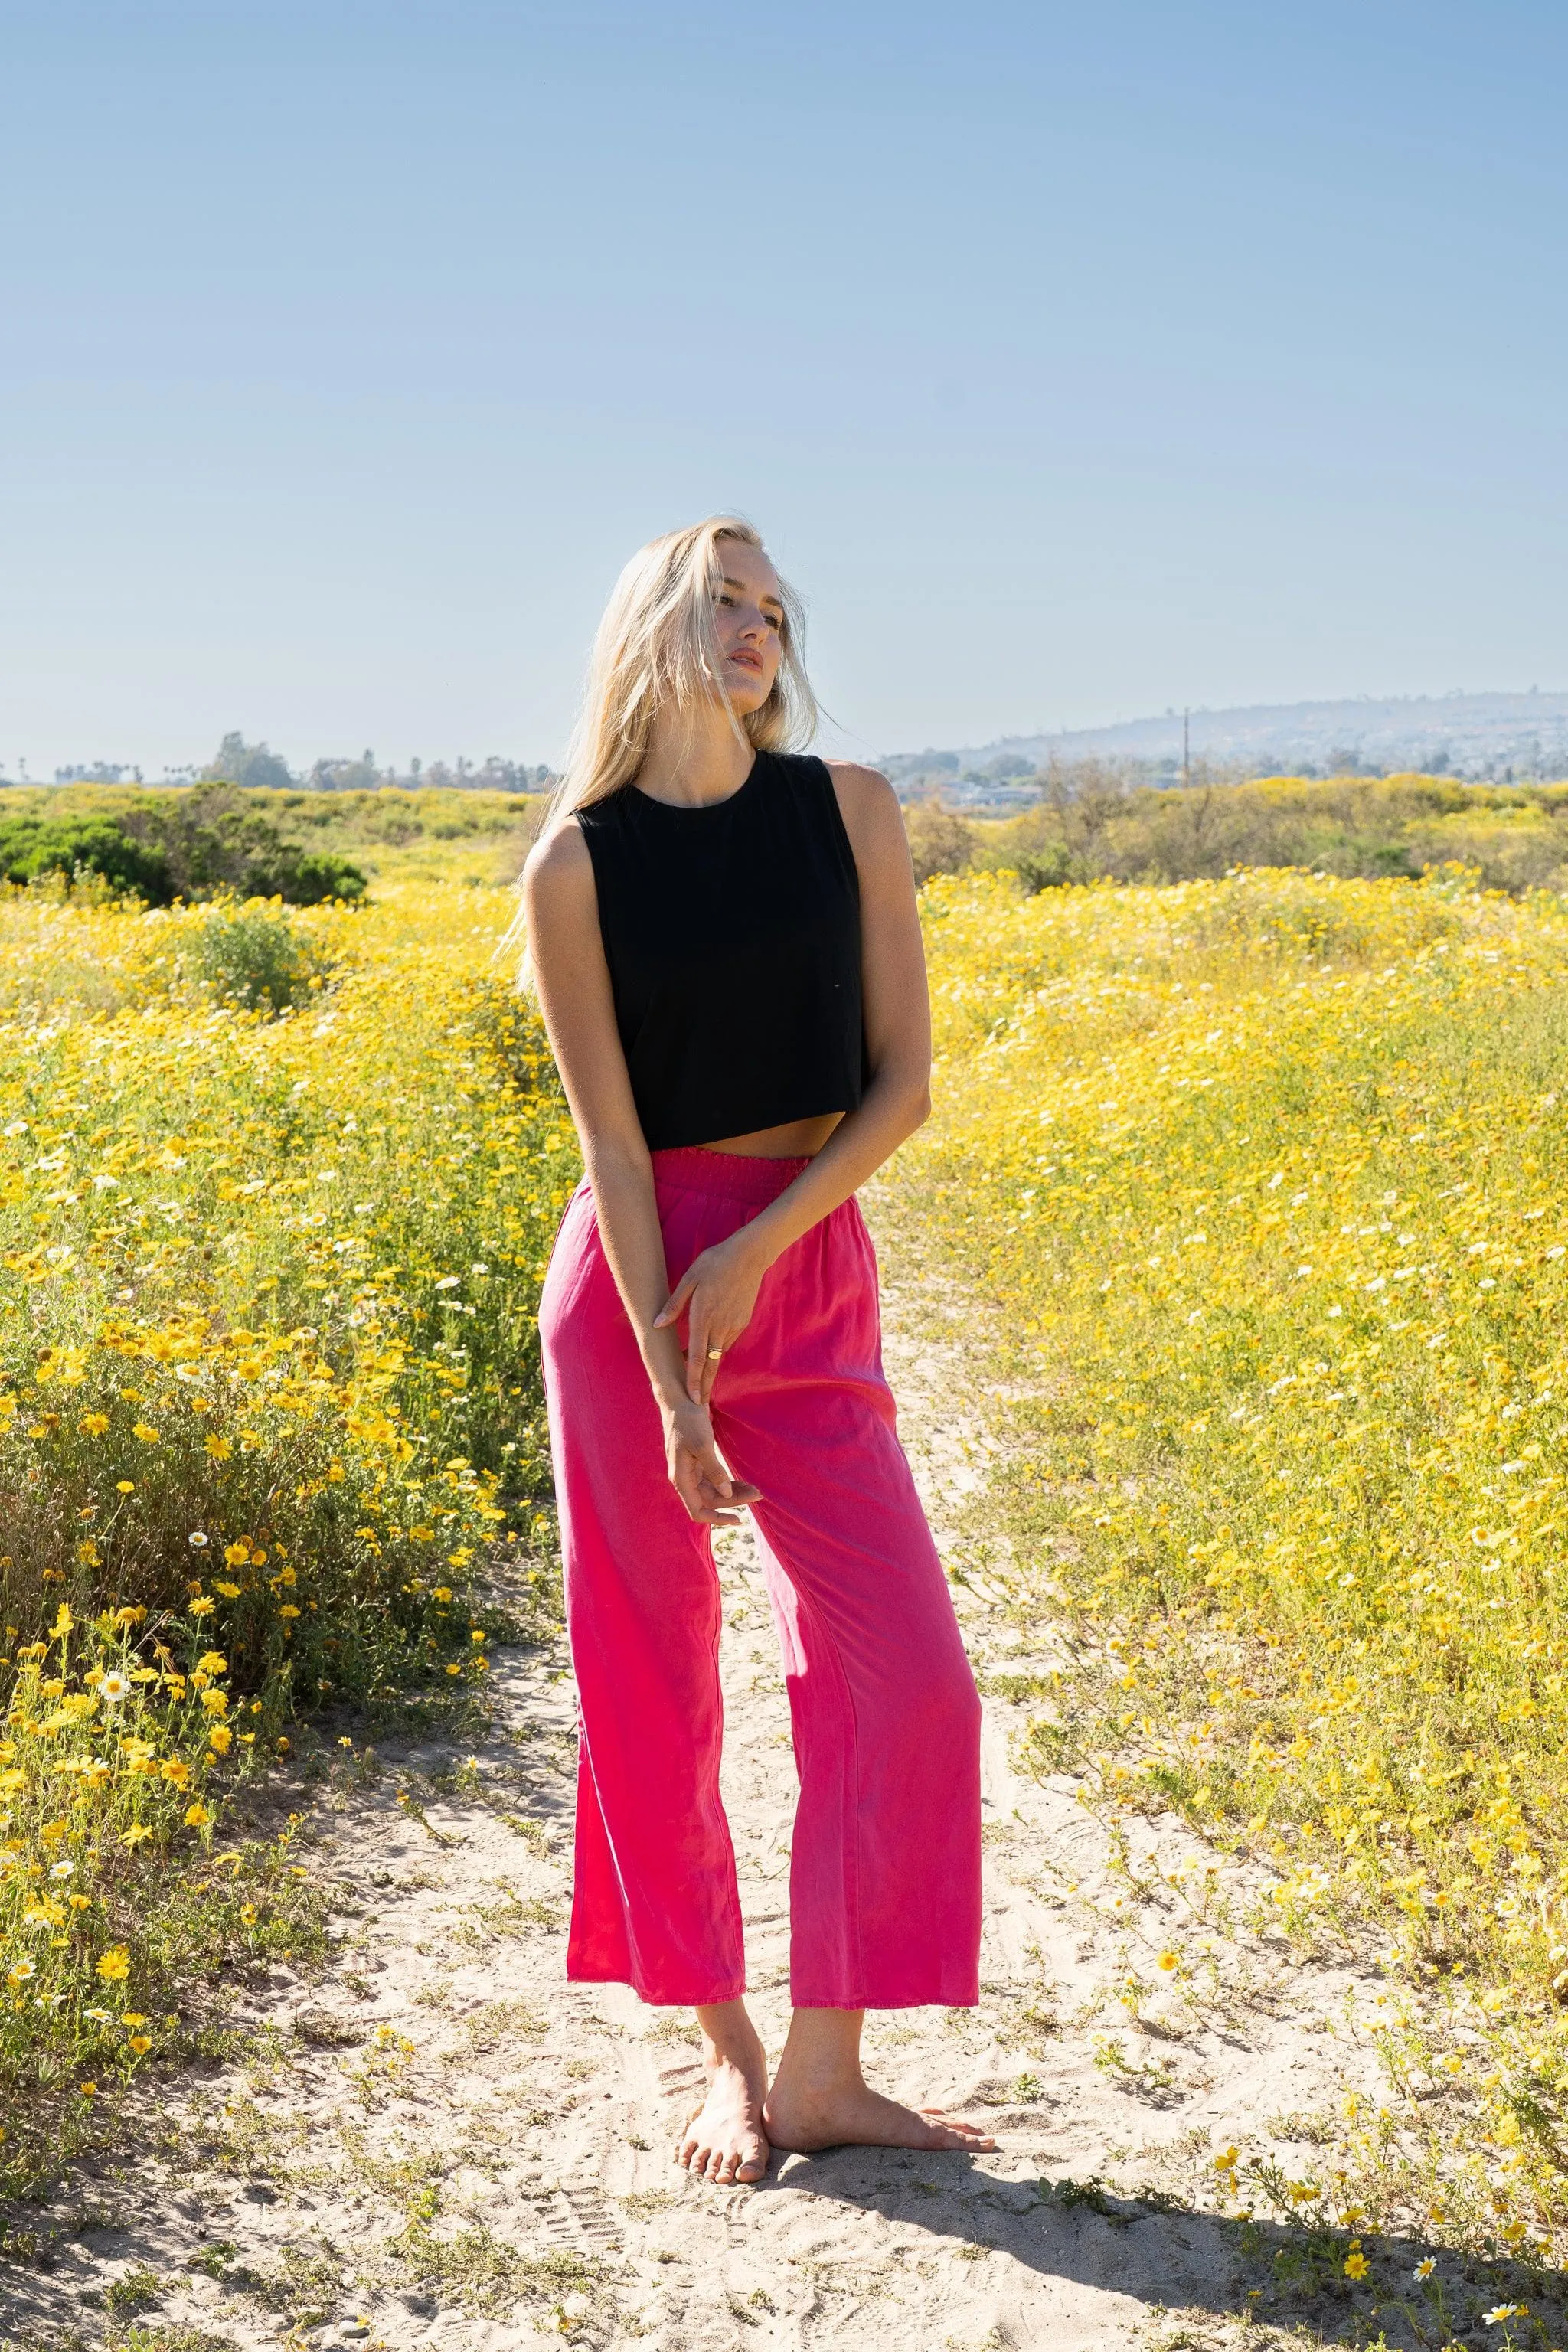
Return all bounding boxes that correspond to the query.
[543,516,817,831]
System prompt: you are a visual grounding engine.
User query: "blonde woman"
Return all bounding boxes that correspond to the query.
[522,518,987,2186]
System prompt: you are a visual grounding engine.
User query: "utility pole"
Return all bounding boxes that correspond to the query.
[1182,708,1190,790]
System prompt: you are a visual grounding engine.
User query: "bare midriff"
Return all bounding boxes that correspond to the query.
[695,1112,846,1160]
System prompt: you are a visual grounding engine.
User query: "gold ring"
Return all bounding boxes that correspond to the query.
[706,1348,723,1361]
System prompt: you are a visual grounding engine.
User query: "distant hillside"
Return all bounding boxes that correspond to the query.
[884,690,1568,809]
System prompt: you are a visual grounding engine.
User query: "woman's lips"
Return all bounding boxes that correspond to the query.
[729,652,763,673]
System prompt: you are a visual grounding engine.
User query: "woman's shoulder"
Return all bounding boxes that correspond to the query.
[819,761,906,875]
[769,749,896,810]
[821,759,900,826]
[522,811,596,907]
[822,758,895,803]
[763,750,902,851]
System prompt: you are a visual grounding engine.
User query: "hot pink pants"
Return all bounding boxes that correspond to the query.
[538,1147,982,2011]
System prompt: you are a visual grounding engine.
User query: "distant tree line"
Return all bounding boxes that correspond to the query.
[199,734,556,796]
[24,739,555,795]
[51,761,145,786]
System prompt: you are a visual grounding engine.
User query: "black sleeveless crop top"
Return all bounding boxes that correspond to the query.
[576,750,867,1152]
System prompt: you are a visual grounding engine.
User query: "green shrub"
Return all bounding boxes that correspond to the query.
[286,848,369,903]
[188,901,332,1014]
[1013,843,1083,893]
[0,817,172,901]
[0,790,368,909]
[903,801,978,886]
[119,788,367,905]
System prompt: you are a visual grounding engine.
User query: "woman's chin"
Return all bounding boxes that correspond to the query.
[725,671,772,714]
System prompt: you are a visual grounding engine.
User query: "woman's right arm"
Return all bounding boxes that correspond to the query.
[521,821,760,1526]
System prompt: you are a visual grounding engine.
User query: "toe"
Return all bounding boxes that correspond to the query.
[920,2107,994,2151]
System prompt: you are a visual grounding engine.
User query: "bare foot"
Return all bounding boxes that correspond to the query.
[763,2076,996,2155]
[675,2004,769,2186]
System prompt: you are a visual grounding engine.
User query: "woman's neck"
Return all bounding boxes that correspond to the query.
[635,699,756,808]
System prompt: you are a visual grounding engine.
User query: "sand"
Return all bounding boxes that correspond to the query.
[0,1266,1407,2352]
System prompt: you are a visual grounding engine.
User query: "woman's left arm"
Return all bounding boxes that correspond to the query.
[655,763,933,1396]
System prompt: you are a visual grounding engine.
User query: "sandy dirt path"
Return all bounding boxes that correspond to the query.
[1,1263,1403,2352]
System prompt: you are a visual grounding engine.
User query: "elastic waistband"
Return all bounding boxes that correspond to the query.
[651,1146,812,1205]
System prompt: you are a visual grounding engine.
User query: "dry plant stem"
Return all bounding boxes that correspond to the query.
[678,1998,769,2185]
[762,2005,998,2156]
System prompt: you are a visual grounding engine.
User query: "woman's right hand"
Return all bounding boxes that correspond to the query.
[660,1393,761,1526]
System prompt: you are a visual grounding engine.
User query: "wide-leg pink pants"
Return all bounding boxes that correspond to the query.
[537,1147,982,2011]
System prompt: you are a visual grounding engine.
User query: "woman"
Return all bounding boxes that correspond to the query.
[521,516,988,2187]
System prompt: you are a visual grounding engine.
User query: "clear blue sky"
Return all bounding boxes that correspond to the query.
[3,0,1565,777]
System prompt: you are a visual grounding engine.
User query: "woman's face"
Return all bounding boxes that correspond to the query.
[712,541,785,715]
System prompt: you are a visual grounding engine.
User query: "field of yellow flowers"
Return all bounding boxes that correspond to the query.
[0,874,570,2186]
[16,831,1568,2261]
[896,862,1568,2243]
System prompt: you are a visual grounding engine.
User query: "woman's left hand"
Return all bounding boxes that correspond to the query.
[654,1232,768,1403]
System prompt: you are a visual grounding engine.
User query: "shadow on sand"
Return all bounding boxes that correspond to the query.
[760,2142,1564,2348]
